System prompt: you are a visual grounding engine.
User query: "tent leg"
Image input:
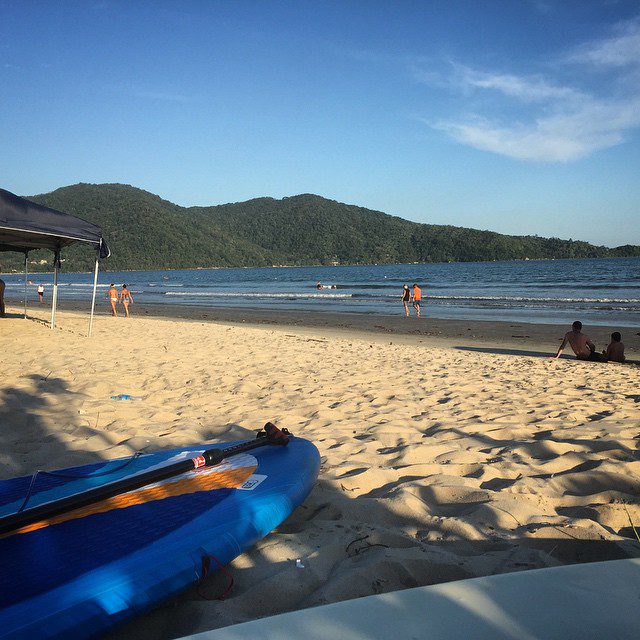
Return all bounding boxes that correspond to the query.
[24,253,28,319]
[88,258,99,337]
[51,259,59,330]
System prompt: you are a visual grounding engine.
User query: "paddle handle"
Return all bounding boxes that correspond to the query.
[0,422,289,537]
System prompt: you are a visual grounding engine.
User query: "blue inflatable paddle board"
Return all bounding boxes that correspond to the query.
[0,429,320,640]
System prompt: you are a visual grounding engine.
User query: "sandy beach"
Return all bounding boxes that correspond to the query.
[1,304,639,638]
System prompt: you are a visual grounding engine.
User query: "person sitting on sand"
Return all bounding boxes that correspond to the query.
[119,284,134,318]
[411,283,421,317]
[554,321,597,360]
[0,278,5,318]
[401,284,410,317]
[107,283,118,317]
[602,332,625,363]
[36,283,45,303]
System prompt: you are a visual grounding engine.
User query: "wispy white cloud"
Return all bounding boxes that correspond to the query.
[106,81,191,103]
[423,17,640,162]
[529,1,554,15]
[434,98,639,161]
[450,64,584,103]
[566,18,640,68]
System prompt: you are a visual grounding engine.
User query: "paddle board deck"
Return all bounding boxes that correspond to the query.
[0,437,320,639]
[182,558,640,640]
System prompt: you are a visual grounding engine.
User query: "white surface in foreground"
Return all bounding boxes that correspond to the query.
[182,559,640,640]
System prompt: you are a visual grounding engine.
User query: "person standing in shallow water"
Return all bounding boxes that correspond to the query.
[401,284,411,317]
[0,278,5,317]
[411,283,421,317]
[107,283,118,317]
[119,284,134,318]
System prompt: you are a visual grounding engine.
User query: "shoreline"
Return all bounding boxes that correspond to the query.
[5,300,639,361]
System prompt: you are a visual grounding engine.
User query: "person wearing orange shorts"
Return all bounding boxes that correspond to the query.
[411,283,422,317]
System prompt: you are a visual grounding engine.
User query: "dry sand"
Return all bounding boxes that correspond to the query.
[1,305,639,638]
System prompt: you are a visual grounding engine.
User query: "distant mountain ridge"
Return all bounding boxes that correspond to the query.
[1,183,638,272]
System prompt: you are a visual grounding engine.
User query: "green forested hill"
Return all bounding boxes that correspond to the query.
[1,183,638,272]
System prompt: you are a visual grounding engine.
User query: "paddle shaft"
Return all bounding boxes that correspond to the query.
[0,435,279,536]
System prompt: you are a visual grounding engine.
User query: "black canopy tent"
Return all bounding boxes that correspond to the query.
[0,188,110,335]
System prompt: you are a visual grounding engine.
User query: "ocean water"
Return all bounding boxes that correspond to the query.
[2,257,639,327]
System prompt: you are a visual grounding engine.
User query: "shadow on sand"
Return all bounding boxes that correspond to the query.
[2,380,638,640]
[111,420,640,639]
[0,375,105,479]
[454,345,552,358]
[110,469,639,640]
[455,345,639,365]
[1,311,51,328]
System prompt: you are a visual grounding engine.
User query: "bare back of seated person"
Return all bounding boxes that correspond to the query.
[604,340,625,363]
[555,322,597,360]
[565,331,595,358]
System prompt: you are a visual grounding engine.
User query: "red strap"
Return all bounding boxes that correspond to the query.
[198,555,234,600]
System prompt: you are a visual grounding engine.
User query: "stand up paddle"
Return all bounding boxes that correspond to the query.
[0,421,290,536]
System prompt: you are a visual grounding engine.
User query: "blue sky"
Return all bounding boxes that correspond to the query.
[1,1,639,246]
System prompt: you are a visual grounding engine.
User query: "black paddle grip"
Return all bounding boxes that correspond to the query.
[0,422,291,537]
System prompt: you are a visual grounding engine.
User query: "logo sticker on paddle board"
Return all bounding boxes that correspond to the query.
[238,474,267,490]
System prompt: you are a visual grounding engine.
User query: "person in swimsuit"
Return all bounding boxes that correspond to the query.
[107,283,118,317]
[554,321,597,360]
[602,332,625,363]
[119,284,134,318]
[37,284,45,303]
[401,284,410,317]
[411,283,421,317]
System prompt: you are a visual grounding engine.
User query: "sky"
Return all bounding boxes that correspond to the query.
[1,1,639,247]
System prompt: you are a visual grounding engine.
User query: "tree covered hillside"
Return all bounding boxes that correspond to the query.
[0,183,637,272]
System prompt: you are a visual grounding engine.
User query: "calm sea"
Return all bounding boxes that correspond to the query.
[3,258,639,327]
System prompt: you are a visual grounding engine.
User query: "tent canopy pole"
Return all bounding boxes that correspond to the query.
[50,250,60,330]
[88,255,100,337]
[23,252,28,319]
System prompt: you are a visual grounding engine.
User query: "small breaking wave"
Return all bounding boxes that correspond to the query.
[427,295,640,304]
[164,291,354,299]
[57,283,111,288]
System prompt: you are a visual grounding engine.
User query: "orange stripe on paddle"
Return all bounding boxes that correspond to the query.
[8,465,257,537]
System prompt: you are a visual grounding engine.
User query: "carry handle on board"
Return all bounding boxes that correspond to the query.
[0,422,290,537]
